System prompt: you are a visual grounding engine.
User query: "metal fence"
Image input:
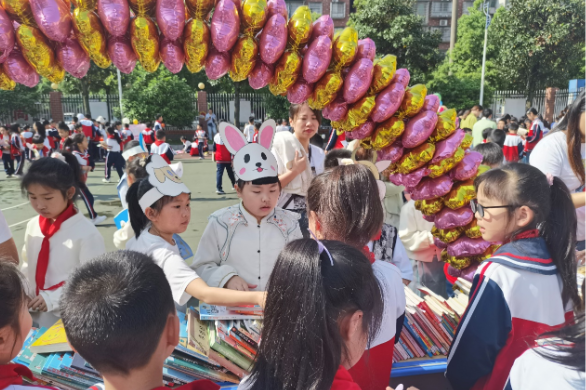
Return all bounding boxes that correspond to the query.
[34,93,120,122]
[207,92,269,125]
[491,88,581,119]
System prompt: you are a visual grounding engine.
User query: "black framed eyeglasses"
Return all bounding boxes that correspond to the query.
[470,199,516,218]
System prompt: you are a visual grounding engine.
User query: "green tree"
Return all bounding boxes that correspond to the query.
[348,0,443,83]
[0,85,41,121]
[490,0,585,90]
[427,75,493,110]
[263,93,290,122]
[120,65,196,127]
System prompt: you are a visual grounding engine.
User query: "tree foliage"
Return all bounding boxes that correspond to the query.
[0,84,41,122]
[263,93,290,121]
[427,75,493,111]
[348,0,443,83]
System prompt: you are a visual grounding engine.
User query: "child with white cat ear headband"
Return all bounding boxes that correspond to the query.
[192,119,303,293]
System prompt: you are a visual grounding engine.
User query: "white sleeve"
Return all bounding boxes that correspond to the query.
[529,136,564,176]
[113,221,134,250]
[79,230,106,264]
[271,147,287,175]
[398,203,434,252]
[74,153,87,166]
[191,220,239,288]
[154,247,199,305]
[392,238,414,281]
[0,210,11,244]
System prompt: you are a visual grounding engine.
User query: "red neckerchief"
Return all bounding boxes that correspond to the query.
[504,229,540,244]
[36,203,77,295]
[331,366,361,390]
[361,230,382,265]
[153,379,219,390]
[154,140,164,147]
[107,134,116,139]
[0,363,38,388]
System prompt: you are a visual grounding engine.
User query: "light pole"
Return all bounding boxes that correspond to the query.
[117,69,123,119]
[479,1,491,105]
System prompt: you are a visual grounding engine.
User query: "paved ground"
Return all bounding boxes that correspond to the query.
[0,154,238,267]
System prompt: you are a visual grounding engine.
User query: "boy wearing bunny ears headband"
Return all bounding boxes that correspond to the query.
[191,120,303,292]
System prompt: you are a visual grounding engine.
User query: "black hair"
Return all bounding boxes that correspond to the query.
[126,157,148,182]
[42,120,50,126]
[462,127,472,134]
[64,133,86,152]
[527,107,538,116]
[307,164,383,249]
[146,122,153,128]
[60,250,175,375]
[236,176,281,189]
[34,121,46,137]
[21,157,78,200]
[9,123,19,133]
[510,116,518,123]
[74,123,83,131]
[180,136,186,141]
[23,125,30,131]
[289,103,322,124]
[124,140,141,152]
[508,122,519,131]
[32,134,45,145]
[107,127,122,145]
[481,127,492,141]
[488,129,506,148]
[248,239,384,390]
[475,163,580,308]
[57,122,70,132]
[0,260,28,355]
[310,134,324,149]
[498,118,506,123]
[473,142,503,167]
[72,117,79,123]
[324,149,352,169]
[248,115,255,123]
[156,130,166,140]
[253,121,261,130]
[61,151,87,191]
[502,113,511,121]
[534,313,585,372]
[482,108,492,118]
[155,114,162,120]
[124,123,130,129]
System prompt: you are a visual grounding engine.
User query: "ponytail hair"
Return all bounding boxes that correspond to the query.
[61,151,86,191]
[248,239,384,390]
[535,312,584,372]
[475,163,580,308]
[107,127,122,145]
[65,133,86,152]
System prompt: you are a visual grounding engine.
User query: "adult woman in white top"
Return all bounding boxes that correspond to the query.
[530,91,585,256]
[271,103,325,237]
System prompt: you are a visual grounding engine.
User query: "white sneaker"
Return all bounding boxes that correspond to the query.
[102,178,110,183]
[92,215,107,225]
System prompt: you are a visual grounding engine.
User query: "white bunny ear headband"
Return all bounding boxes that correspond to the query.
[219,119,279,183]
[338,152,392,201]
[138,154,190,212]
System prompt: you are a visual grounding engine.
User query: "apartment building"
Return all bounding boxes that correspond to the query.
[284,0,351,31]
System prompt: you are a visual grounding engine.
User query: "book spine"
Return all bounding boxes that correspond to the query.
[408,313,438,355]
[413,311,446,354]
[420,302,452,350]
[238,326,261,344]
[403,319,432,357]
[208,349,249,379]
[397,339,413,359]
[173,352,224,371]
[230,330,258,355]
[403,330,424,358]
[218,330,256,361]
[231,326,259,349]
[211,339,253,371]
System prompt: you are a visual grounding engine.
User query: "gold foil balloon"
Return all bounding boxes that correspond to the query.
[370,116,404,150]
[368,54,397,95]
[395,142,435,174]
[184,18,209,73]
[444,178,476,210]
[0,64,15,90]
[75,0,96,10]
[474,244,500,262]
[131,16,160,72]
[128,0,156,16]
[432,226,462,244]
[414,198,444,216]
[398,84,427,118]
[476,164,490,178]
[429,108,457,143]
[307,70,342,109]
[333,95,375,132]
[241,0,267,35]
[2,0,36,26]
[185,0,214,18]
[16,25,64,82]
[440,250,472,269]
[461,132,473,149]
[287,5,312,50]
[428,147,465,178]
[73,9,111,68]
[229,35,257,81]
[269,50,300,95]
[464,219,482,238]
[332,26,357,67]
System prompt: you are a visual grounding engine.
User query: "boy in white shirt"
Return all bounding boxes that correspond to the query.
[150,130,175,164]
[242,115,255,143]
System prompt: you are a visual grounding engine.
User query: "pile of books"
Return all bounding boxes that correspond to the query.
[14,304,264,389]
[393,284,470,362]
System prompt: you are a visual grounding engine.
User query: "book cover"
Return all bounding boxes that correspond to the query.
[217,329,256,361]
[165,356,239,384]
[236,322,261,345]
[209,326,253,371]
[403,320,432,357]
[171,350,224,372]
[61,353,102,382]
[14,328,46,366]
[71,353,101,378]
[200,303,263,320]
[187,308,211,357]
[208,349,249,379]
[231,326,258,350]
[46,353,95,387]
[229,329,257,355]
[30,320,72,354]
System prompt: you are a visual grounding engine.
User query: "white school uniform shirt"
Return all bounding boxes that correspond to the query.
[398,199,438,262]
[275,125,289,132]
[192,204,303,291]
[21,212,106,316]
[367,225,413,281]
[505,346,585,390]
[126,229,199,305]
[0,209,11,244]
[243,124,255,143]
[530,131,585,241]
[182,140,192,152]
[105,137,121,152]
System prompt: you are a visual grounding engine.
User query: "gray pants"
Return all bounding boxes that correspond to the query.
[410,255,448,299]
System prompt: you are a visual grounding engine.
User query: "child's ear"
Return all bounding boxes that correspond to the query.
[515,205,534,229]
[164,314,180,355]
[145,207,158,222]
[66,186,76,200]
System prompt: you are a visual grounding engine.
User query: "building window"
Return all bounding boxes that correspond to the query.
[308,2,323,14]
[285,1,303,15]
[430,2,452,18]
[414,2,429,22]
[463,1,474,14]
[430,26,451,42]
[330,2,346,19]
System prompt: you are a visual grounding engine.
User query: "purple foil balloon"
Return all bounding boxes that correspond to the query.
[4,48,39,87]
[447,236,492,257]
[450,151,483,181]
[248,60,273,89]
[266,0,287,20]
[402,110,439,149]
[98,0,130,37]
[350,119,375,140]
[310,15,334,41]
[287,79,313,104]
[371,81,405,123]
[108,34,137,74]
[447,263,479,283]
[434,236,448,249]
[211,0,240,53]
[435,205,474,230]
[205,47,231,80]
[30,0,72,43]
[422,214,435,223]
[0,7,14,63]
[302,35,331,83]
[343,58,373,104]
[389,166,430,190]
[160,37,184,74]
[423,94,440,112]
[431,129,465,164]
[378,141,404,163]
[259,14,287,65]
[56,35,90,78]
[356,38,376,61]
[322,96,348,122]
[392,68,410,88]
[410,175,453,201]
[156,0,184,41]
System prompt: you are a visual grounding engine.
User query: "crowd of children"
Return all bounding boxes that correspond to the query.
[0,99,584,390]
